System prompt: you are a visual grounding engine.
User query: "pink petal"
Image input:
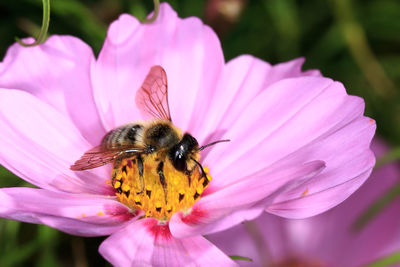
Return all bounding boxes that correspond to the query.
[0,36,105,145]
[92,3,224,131]
[0,187,135,237]
[205,77,342,181]
[194,56,320,145]
[272,57,321,78]
[207,138,400,267]
[267,117,376,218]
[170,205,264,240]
[0,89,112,194]
[206,222,264,267]
[201,76,374,217]
[99,218,236,267]
[169,160,325,238]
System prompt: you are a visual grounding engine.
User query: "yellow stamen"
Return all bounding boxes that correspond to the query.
[112,154,211,220]
[113,181,121,189]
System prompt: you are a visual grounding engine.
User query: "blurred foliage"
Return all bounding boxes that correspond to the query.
[0,0,399,266]
[366,251,400,267]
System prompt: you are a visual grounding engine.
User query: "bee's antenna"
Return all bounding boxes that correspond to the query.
[190,157,207,179]
[199,139,230,151]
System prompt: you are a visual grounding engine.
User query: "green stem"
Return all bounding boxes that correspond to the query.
[229,255,253,262]
[366,251,400,267]
[332,0,397,98]
[375,147,400,169]
[142,0,160,24]
[352,181,400,231]
[16,0,51,46]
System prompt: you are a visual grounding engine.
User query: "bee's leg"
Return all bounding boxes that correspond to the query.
[111,158,122,187]
[157,161,168,204]
[137,155,145,194]
[111,169,118,187]
[185,170,192,187]
[190,157,209,187]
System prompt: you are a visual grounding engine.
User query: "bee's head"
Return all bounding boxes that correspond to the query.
[168,133,199,172]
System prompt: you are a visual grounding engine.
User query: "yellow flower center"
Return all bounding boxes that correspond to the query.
[111,154,211,220]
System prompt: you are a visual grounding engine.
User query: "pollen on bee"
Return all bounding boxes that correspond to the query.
[112,156,212,220]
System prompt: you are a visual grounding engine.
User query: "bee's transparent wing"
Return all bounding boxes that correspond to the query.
[136,65,172,122]
[70,146,145,171]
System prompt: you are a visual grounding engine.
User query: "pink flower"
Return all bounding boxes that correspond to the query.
[208,138,399,267]
[0,3,375,266]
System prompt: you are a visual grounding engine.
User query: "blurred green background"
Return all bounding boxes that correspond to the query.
[0,0,399,266]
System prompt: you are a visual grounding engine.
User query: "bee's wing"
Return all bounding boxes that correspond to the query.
[70,145,146,171]
[136,65,172,122]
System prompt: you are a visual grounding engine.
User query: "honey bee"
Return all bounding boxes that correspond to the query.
[70,66,228,205]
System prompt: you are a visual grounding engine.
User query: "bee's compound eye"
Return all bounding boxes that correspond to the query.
[171,150,187,172]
